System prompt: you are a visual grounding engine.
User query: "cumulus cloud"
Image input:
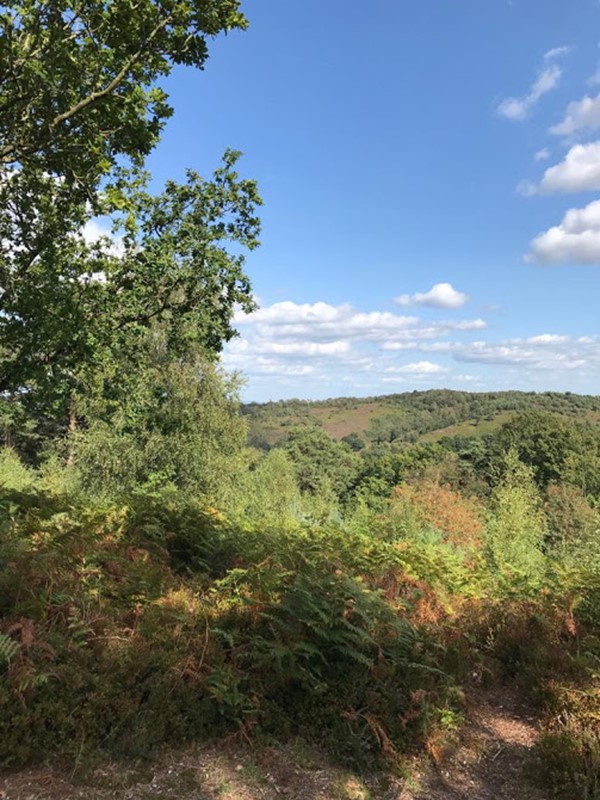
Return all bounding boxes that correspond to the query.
[234,301,485,346]
[526,199,600,264]
[395,282,468,309]
[247,359,315,377]
[235,302,421,341]
[523,142,600,194]
[384,361,447,375]
[551,92,600,137]
[451,335,599,371]
[224,299,489,393]
[527,334,569,344]
[497,49,567,121]
[234,340,351,357]
[381,320,486,350]
[224,298,598,399]
[381,334,592,372]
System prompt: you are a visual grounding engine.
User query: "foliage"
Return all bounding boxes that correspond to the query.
[494,410,600,493]
[342,432,366,452]
[350,443,447,511]
[0,447,36,491]
[391,480,483,550]
[544,482,600,564]
[71,341,247,501]
[1,151,261,442]
[223,448,302,528]
[281,426,361,498]
[0,0,261,454]
[21,3,600,787]
[0,0,247,187]
[244,390,600,451]
[2,433,600,790]
[0,485,466,767]
[484,450,546,579]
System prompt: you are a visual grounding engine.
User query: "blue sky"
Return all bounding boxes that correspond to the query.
[146,0,600,401]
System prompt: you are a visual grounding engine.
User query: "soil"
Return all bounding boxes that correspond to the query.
[0,688,550,800]
[402,687,549,800]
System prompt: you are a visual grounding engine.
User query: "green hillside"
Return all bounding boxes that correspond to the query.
[243,390,600,449]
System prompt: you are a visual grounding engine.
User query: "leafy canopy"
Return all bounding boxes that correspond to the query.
[1,152,261,414]
[0,0,247,190]
[0,0,260,444]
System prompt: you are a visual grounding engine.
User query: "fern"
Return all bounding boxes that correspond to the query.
[0,633,20,668]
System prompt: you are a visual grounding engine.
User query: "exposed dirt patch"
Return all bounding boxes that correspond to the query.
[401,687,549,800]
[0,742,388,800]
[0,689,548,800]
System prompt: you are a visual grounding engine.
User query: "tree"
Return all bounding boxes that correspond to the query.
[341,432,366,452]
[494,411,585,488]
[0,1,246,195]
[391,480,483,550]
[225,449,302,527]
[543,483,600,563]
[0,0,250,341]
[1,151,261,436]
[0,1,257,451]
[485,449,545,578]
[71,336,248,499]
[282,426,361,499]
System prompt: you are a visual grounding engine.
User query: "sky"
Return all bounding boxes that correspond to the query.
[144,0,600,401]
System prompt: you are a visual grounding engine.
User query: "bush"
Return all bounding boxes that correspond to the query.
[485,450,545,579]
[0,488,463,767]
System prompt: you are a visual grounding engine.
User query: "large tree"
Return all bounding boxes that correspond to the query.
[1,152,261,421]
[0,1,260,447]
[0,0,246,191]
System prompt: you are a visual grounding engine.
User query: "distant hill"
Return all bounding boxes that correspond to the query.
[242,390,600,449]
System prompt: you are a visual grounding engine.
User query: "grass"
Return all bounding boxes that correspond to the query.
[310,403,395,439]
[418,412,516,443]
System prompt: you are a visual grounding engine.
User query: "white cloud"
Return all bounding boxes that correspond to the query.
[381,320,486,350]
[527,334,569,344]
[234,301,485,346]
[534,148,551,161]
[235,301,343,326]
[395,282,468,309]
[497,59,564,121]
[249,359,315,377]
[551,92,600,136]
[544,46,570,61]
[380,334,597,373]
[257,341,350,357]
[526,198,600,263]
[451,336,598,371]
[225,299,490,396]
[234,301,420,334]
[527,142,600,194]
[384,361,447,375]
[82,219,110,245]
[224,298,599,400]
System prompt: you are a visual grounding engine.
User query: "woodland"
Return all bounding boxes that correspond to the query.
[0,3,600,798]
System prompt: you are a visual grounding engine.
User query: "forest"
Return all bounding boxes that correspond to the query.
[1,2,600,799]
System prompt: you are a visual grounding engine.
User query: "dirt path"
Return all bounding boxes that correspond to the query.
[0,689,548,800]
[402,688,549,800]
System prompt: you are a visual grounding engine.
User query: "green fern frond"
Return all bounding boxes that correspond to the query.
[0,633,20,668]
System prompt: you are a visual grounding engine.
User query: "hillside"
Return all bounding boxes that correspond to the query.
[243,390,600,449]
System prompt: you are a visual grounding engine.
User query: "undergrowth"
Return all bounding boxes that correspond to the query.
[1,483,600,798]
